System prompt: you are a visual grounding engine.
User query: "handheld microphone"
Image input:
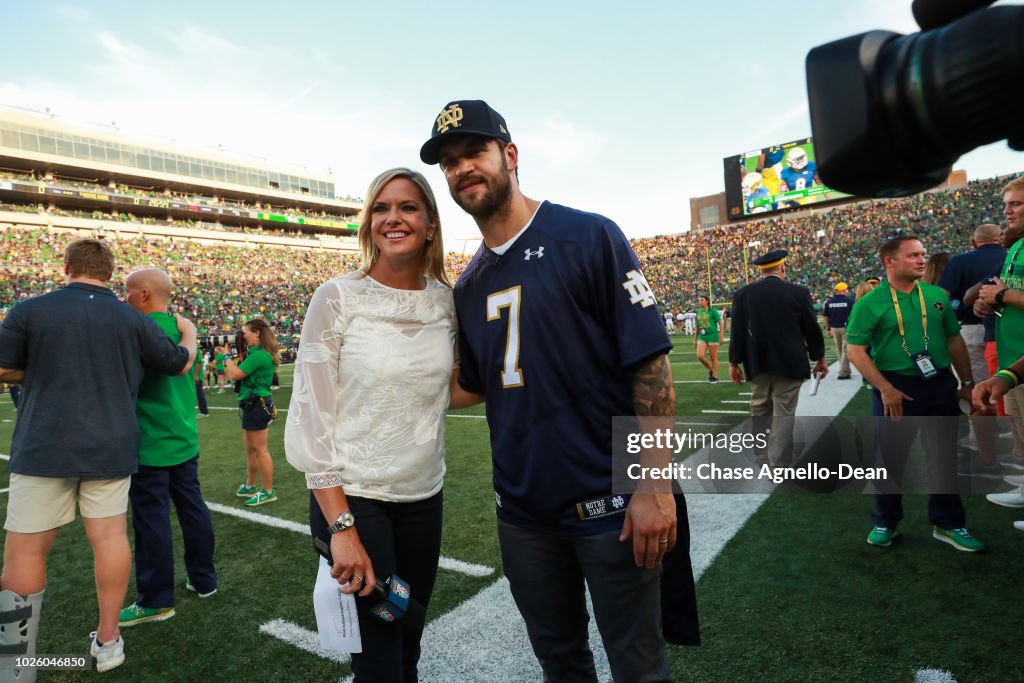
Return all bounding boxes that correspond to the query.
[313,536,426,624]
[368,575,425,623]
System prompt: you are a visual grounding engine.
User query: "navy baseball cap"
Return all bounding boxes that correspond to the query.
[419,100,512,165]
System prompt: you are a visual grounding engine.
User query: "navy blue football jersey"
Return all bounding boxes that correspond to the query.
[780,162,817,192]
[823,294,854,327]
[454,201,672,536]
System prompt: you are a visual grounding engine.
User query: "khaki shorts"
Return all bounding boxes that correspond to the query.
[1002,384,1024,417]
[4,474,130,533]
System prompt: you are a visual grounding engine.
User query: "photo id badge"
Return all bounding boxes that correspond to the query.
[912,351,939,380]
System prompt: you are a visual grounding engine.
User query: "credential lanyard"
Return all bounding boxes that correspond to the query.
[890,282,928,357]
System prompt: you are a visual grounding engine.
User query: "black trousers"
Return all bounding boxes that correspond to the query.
[871,370,965,529]
[498,518,671,683]
[309,490,443,683]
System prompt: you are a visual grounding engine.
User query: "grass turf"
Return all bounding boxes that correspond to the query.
[0,336,1020,681]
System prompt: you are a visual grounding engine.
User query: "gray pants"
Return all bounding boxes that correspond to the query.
[830,327,850,377]
[498,518,670,683]
[750,374,803,466]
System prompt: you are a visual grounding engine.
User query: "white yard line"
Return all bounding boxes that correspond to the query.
[259,619,350,665]
[702,409,750,414]
[719,400,750,404]
[206,502,493,578]
[914,669,958,683]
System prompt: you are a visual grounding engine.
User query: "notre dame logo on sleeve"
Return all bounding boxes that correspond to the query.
[621,270,657,308]
[436,104,464,133]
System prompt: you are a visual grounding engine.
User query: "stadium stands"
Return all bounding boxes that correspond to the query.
[1,174,1015,343]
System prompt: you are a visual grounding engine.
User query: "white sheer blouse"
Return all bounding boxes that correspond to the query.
[284,272,456,502]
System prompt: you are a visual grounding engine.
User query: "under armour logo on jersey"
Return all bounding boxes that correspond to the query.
[523,247,545,261]
[621,270,656,308]
[436,104,464,133]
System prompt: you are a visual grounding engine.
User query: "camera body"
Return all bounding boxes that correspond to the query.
[805,1,1024,198]
[197,331,244,353]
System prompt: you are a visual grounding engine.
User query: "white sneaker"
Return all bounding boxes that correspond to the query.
[1005,474,1024,486]
[959,434,979,451]
[986,486,1024,508]
[90,632,125,673]
[1014,521,1024,531]
[999,431,1013,440]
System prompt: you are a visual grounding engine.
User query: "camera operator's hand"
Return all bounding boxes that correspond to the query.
[329,528,377,597]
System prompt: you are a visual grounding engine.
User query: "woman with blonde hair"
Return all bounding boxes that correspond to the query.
[224,318,282,506]
[285,168,479,680]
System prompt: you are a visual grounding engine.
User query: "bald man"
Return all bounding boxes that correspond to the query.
[118,269,217,628]
[938,224,1007,477]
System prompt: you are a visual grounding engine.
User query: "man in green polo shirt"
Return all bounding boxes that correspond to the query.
[119,269,218,626]
[976,175,1024,511]
[847,235,982,552]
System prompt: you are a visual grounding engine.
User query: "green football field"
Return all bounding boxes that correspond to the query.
[0,337,1020,682]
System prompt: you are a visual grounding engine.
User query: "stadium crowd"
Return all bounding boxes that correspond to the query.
[635,175,1008,313]
[0,175,1013,337]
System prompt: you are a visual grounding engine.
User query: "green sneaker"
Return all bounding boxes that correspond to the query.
[244,488,277,507]
[119,603,175,627]
[866,526,898,547]
[932,527,984,552]
[235,483,258,498]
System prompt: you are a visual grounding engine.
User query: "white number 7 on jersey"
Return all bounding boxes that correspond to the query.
[486,286,524,388]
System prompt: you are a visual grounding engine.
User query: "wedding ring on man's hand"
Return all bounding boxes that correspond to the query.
[353,575,363,583]
[658,539,669,545]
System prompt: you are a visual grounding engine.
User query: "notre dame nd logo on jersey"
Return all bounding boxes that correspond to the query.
[621,270,656,308]
[436,104,464,133]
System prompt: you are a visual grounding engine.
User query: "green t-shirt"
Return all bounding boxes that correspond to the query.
[238,347,275,400]
[696,307,721,343]
[136,312,199,467]
[215,352,226,372]
[846,281,960,375]
[996,239,1024,366]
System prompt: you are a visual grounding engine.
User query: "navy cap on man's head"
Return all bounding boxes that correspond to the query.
[419,100,512,165]
[753,249,789,270]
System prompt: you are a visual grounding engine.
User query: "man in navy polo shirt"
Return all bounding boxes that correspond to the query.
[0,239,196,676]
[938,223,1007,477]
[823,282,855,380]
[421,100,697,681]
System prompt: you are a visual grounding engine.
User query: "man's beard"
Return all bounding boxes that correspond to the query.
[451,159,513,220]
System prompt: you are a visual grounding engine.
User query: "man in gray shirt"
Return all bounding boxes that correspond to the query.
[0,238,196,677]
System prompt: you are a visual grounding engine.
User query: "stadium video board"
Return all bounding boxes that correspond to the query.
[722,137,851,220]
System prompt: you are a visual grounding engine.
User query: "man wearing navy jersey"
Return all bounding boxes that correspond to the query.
[422,100,696,681]
[823,282,854,380]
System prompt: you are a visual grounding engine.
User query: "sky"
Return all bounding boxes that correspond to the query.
[2,1,1021,247]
